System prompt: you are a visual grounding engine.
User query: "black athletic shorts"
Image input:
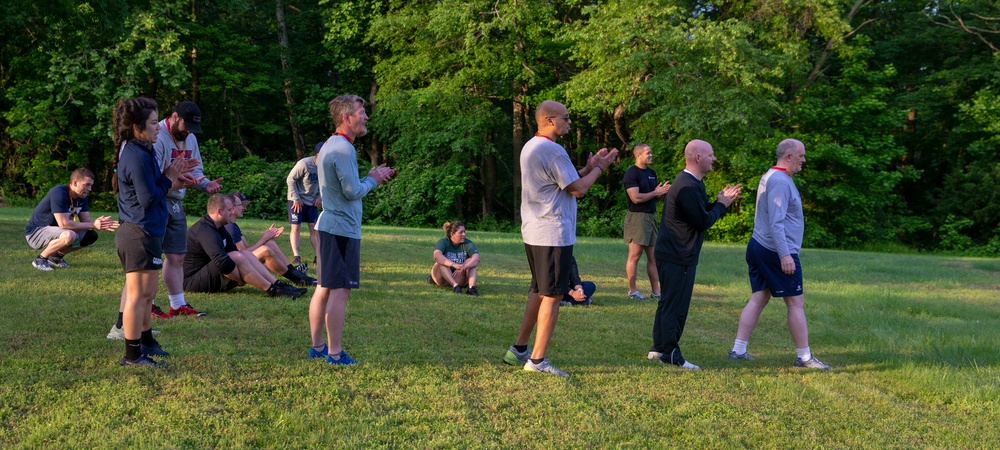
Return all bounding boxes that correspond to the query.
[746,237,803,297]
[524,244,573,297]
[318,231,360,289]
[184,262,238,293]
[116,221,163,273]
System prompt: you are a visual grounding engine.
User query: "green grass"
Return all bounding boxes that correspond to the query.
[1,206,998,448]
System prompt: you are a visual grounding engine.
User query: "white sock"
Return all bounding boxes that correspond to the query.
[732,339,748,354]
[168,293,186,309]
[796,347,811,361]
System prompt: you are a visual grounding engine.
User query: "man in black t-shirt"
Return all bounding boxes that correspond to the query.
[182,194,305,299]
[622,144,670,300]
[25,168,119,271]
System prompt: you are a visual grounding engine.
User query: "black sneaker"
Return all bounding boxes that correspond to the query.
[453,285,463,294]
[140,343,170,358]
[47,254,70,268]
[467,286,480,297]
[426,276,435,285]
[268,282,303,299]
[120,355,166,367]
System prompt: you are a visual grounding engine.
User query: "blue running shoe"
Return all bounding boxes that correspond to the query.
[326,351,356,365]
[308,345,328,359]
[140,343,169,358]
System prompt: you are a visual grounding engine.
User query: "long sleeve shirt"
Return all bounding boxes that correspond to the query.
[654,171,728,266]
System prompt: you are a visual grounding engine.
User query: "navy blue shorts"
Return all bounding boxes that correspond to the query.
[288,201,319,225]
[524,244,573,297]
[318,231,360,289]
[746,237,803,297]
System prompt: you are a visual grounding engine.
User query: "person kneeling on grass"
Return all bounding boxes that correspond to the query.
[560,256,596,307]
[182,193,305,299]
[225,191,316,287]
[25,167,119,271]
[429,221,480,296]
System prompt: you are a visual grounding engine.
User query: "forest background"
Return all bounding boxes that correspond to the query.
[2,0,999,254]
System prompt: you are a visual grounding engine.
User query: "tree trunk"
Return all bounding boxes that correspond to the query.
[191,0,200,103]
[512,89,528,223]
[613,103,630,149]
[365,79,382,166]
[276,0,306,159]
[481,134,497,219]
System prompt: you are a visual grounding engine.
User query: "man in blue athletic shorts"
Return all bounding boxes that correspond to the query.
[729,139,830,370]
[307,94,395,365]
[25,168,119,270]
[286,142,322,272]
[501,100,618,377]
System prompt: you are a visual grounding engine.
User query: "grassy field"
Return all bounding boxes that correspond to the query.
[1,205,998,448]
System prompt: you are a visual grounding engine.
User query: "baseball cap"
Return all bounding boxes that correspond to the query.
[174,101,203,134]
[231,192,250,205]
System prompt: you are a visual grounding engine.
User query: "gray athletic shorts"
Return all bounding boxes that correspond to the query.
[25,226,67,250]
[623,211,658,246]
[163,198,188,254]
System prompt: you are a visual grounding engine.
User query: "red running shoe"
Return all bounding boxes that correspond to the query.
[169,303,207,317]
[151,304,171,319]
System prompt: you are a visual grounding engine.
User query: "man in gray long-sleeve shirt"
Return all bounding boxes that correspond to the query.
[729,138,830,370]
[286,143,322,271]
[307,94,395,366]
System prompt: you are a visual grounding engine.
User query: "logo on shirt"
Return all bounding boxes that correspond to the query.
[170,148,193,161]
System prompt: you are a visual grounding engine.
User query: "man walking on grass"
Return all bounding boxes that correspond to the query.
[649,139,741,370]
[502,99,618,377]
[307,94,395,366]
[729,139,830,370]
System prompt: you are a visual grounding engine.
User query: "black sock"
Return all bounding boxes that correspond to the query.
[513,345,528,353]
[140,329,157,347]
[530,358,544,365]
[116,312,124,329]
[125,339,142,360]
[283,265,302,283]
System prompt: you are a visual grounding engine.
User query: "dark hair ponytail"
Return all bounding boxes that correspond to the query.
[111,97,158,193]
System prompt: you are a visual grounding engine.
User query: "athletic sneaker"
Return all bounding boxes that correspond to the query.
[453,285,463,294]
[326,351,356,365]
[627,291,646,300]
[426,276,434,285]
[647,351,662,360]
[47,254,69,268]
[650,293,660,300]
[298,274,318,287]
[32,256,54,271]
[728,351,753,360]
[170,303,206,317]
[308,345,328,359]
[106,325,159,340]
[120,355,165,367]
[503,346,531,365]
[793,355,831,371]
[559,300,572,306]
[292,256,308,274]
[140,343,169,358]
[524,359,569,377]
[268,282,303,299]
[467,286,480,297]
[151,304,171,319]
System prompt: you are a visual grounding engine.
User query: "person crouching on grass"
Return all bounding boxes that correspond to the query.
[112,97,197,367]
[429,221,481,297]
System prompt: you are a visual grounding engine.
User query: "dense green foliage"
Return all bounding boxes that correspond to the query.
[2,208,1000,446]
[2,0,999,253]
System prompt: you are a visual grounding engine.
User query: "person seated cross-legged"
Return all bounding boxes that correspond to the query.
[226,192,316,287]
[183,194,305,299]
[429,221,480,296]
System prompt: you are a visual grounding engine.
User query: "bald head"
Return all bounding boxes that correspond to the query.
[534,100,571,139]
[535,100,564,124]
[684,139,716,179]
[775,138,807,174]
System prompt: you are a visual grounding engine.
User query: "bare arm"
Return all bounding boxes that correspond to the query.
[566,148,619,198]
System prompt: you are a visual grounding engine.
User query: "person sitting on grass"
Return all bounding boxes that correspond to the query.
[429,221,480,296]
[25,167,119,271]
[560,256,596,307]
[225,191,316,287]
[183,193,306,299]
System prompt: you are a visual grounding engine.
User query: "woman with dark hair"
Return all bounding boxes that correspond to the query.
[112,97,195,366]
[429,221,481,296]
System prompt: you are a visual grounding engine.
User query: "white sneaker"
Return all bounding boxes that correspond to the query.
[647,351,662,360]
[524,358,569,377]
[627,291,646,300]
[106,324,159,340]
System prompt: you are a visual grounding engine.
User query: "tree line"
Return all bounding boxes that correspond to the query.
[2,0,998,254]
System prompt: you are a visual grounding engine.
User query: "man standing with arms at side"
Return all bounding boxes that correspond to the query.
[623,143,670,300]
[26,168,119,270]
[649,139,741,370]
[153,101,223,318]
[286,142,322,272]
[307,94,395,365]
[502,100,618,377]
[729,139,830,370]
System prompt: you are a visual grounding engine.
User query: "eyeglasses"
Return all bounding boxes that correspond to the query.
[546,115,570,122]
